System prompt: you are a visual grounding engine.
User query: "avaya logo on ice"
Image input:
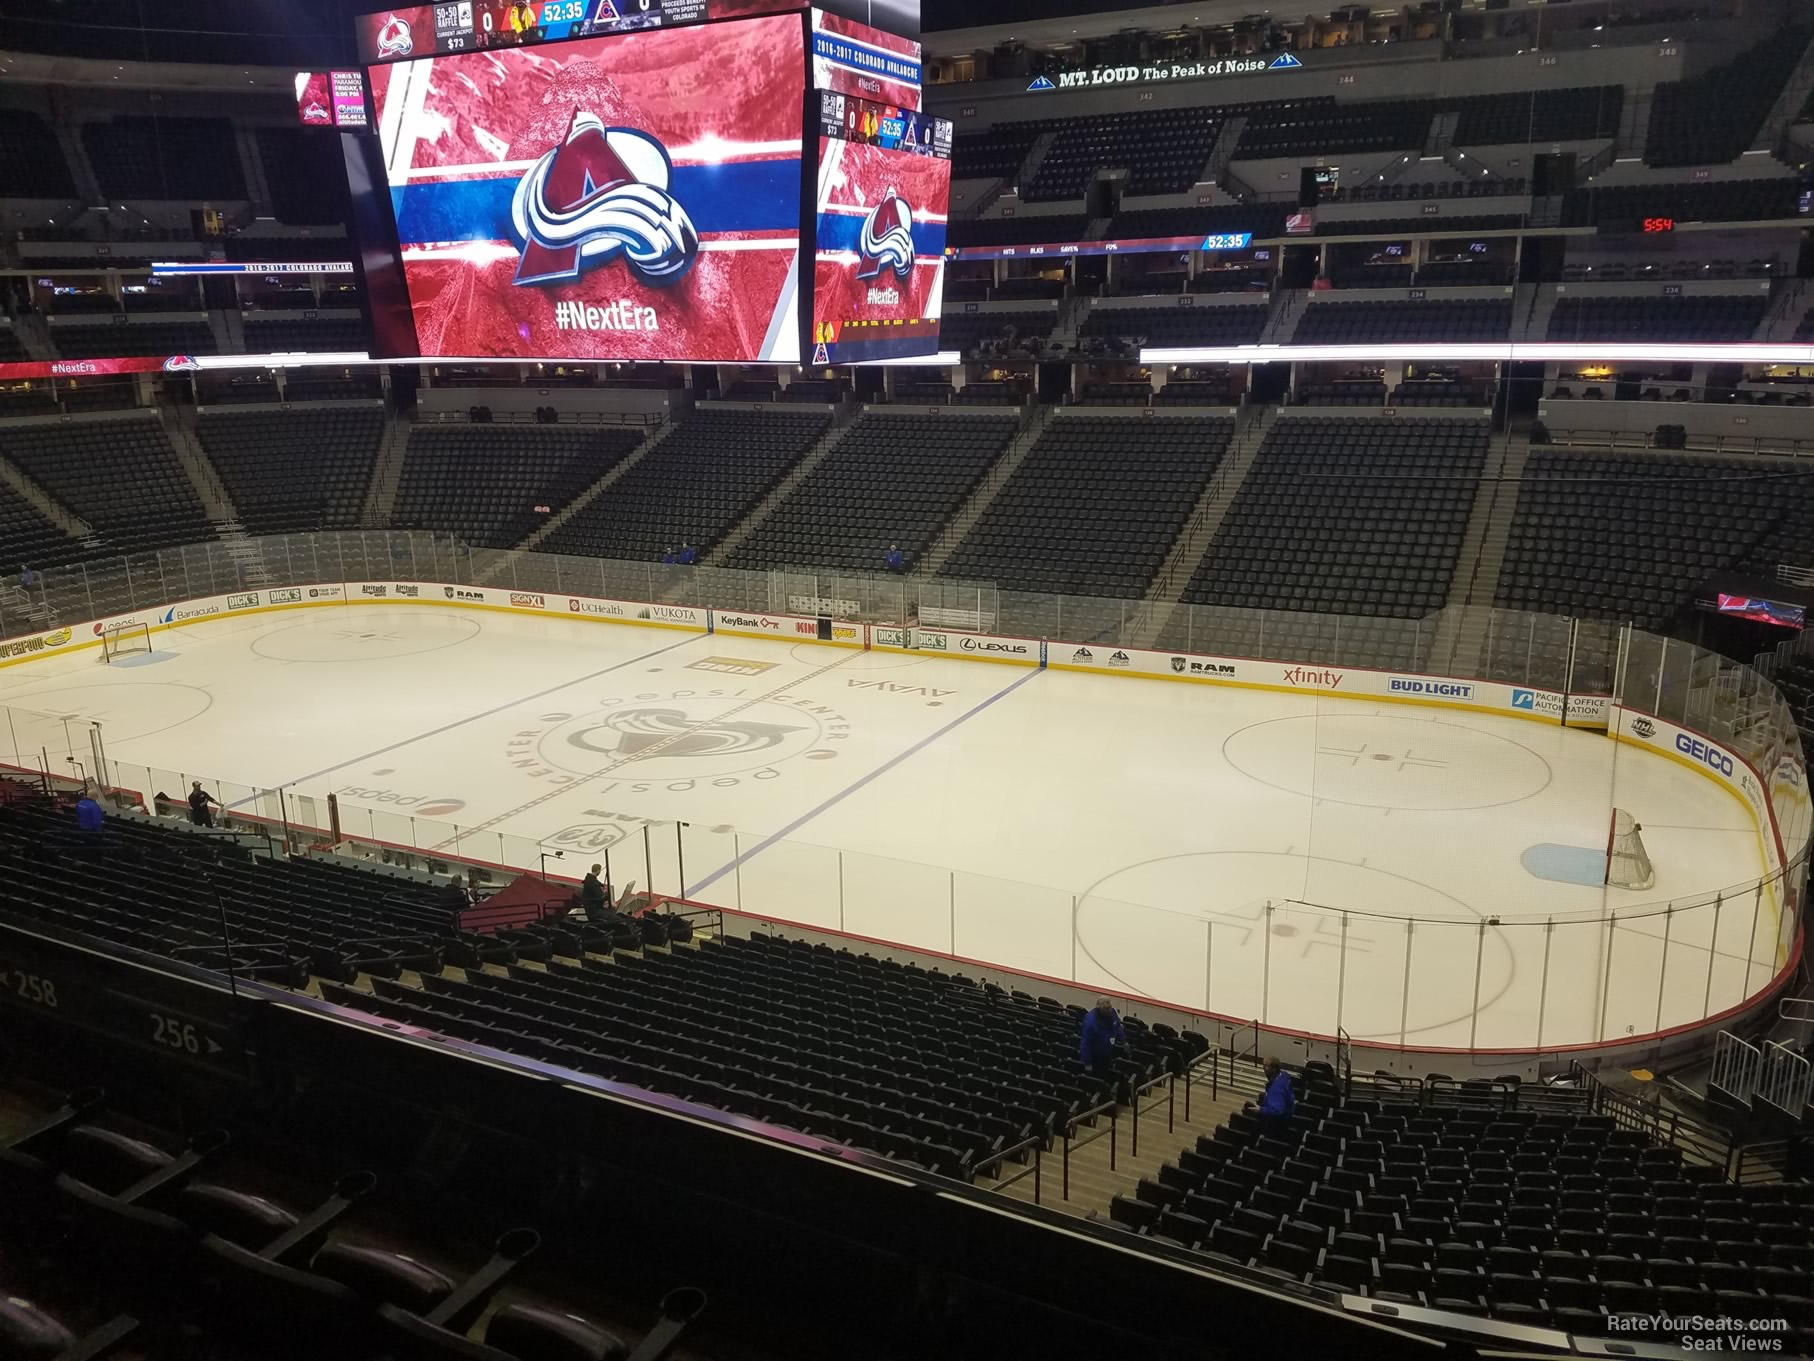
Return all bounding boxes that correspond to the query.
[858,192,915,299]
[1281,666,1342,689]
[512,112,698,287]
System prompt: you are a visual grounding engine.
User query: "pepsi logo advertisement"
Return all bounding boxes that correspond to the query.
[371,14,804,362]
[811,92,949,364]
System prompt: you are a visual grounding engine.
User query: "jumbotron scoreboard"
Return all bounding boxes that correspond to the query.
[356,0,917,63]
[343,0,933,366]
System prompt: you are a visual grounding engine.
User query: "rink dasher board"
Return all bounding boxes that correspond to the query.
[0,578,1619,733]
[1607,708,1795,966]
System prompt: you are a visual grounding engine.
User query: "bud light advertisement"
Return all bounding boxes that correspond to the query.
[810,91,949,364]
[369,13,804,362]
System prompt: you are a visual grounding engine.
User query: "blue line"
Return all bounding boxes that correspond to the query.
[226,631,700,810]
[685,665,1042,898]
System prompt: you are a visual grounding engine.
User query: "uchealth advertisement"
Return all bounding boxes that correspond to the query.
[371,14,804,363]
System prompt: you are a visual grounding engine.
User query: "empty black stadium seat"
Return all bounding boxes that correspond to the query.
[536,406,830,561]
[938,414,1235,604]
[726,411,1019,574]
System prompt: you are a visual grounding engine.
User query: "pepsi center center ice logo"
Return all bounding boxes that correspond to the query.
[512,111,700,290]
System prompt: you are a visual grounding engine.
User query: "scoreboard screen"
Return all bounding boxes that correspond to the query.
[810,90,949,364]
[369,12,804,363]
[295,71,333,126]
[810,7,921,110]
[358,0,919,64]
[296,71,371,128]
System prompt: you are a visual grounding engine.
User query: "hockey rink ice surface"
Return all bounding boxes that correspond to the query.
[0,604,1782,1051]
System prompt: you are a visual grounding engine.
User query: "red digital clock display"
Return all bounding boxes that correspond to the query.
[1642,217,1676,233]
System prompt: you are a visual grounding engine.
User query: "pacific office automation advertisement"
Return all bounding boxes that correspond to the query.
[810,92,949,364]
[369,14,803,362]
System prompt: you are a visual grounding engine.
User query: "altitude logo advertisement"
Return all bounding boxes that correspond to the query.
[370,13,804,362]
[810,91,949,364]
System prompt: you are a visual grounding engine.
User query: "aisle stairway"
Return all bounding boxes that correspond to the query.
[917,405,1053,577]
[993,1078,1249,1224]
[1130,405,1272,648]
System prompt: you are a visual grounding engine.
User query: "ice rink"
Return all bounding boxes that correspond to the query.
[0,603,1780,1050]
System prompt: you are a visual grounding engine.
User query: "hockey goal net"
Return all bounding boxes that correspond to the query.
[99,621,151,663]
[1605,809,1656,891]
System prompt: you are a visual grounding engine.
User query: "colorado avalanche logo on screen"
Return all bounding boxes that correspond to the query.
[511,112,700,287]
[856,193,915,282]
[375,15,414,58]
[161,355,201,373]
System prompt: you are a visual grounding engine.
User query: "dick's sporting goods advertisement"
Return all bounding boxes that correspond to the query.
[369,13,804,362]
[810,90,949,364]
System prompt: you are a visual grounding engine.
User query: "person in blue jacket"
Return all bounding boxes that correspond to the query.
[74,786,104,841]
[1080,997,1129,1104]
[1246,1056,1296,1137]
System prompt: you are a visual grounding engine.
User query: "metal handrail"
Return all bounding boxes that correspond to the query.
[1734,1138,1792,1184]
[1182,1044,1220,1123]
[973,1132,1045,1203]
[1568,1058,1739,1172]
[1226,1019,1261,1088]
[1129,1069,1175,1159]
[1060,1097,1119,1202]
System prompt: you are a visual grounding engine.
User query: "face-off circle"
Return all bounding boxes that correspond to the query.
[1222,712,1552,811]
[251,613,480,663]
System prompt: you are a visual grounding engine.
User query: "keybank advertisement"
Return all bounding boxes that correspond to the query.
[369,14,804,363]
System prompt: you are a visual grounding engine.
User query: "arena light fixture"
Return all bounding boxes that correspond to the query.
[851,350,964,366]
[1140,342,1814,365]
